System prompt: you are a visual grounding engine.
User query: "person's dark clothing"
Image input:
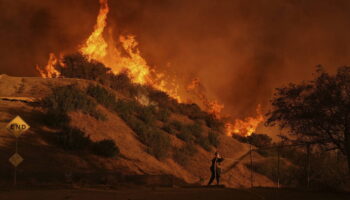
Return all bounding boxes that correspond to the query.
[208,157,224,185]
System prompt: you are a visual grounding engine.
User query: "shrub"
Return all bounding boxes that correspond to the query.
[172,122,212,148]
[114,99,140,120]
[148,89,179,112]
[57,53,110,82]
[42,84,102,120]
[41,85,116,157]
[178,103,207,120]
[176,122,203,142]
[177,131,193,142]
[171,120,183,131]
[197,136,212,151]
[87,84,116,109]
[56,53,141,98]
[109,72,131,90]
[56,128,92,151]
[123,116,171,159]
[208,131,220,147]
[145,130,171,159]
[232,133,247,143]
[233,133,272,148]
[54,127,121,158]
[204,114,224,131]
[163,120,198,135]
[109,72,138,97]
[41,83,107,142]
[136,105,156,125]
[173,143,198,166]
[127,116,149,136]
[162,124,175,134]
[148,90,170,104]
[155,108,170,122]
[185,122,203,139]
[247,133,272,147]
[43,111,70,128]
[92,139,119,157]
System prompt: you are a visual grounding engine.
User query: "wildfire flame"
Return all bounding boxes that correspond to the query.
[225,104,264,136]
[36,0,264,137]
[187,78,263,136]
[80,0,109,61]
[186,78,224,117]
[36,53,61,78]
[78,0,181,101]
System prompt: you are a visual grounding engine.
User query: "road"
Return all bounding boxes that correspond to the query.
[0,187,349,200]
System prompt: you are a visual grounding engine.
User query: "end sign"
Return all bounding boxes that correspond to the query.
[6,116,30,138]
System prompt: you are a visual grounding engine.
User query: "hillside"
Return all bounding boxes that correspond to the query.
[0,74,275,187]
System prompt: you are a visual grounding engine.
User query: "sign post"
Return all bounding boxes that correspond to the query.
[6,116,30,186]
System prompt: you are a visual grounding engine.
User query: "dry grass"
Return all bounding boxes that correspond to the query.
[0,75,277,187]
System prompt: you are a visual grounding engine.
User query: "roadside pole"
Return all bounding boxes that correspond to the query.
[250,143,253,188]
[14,137,18,186]
[6,116,30,187]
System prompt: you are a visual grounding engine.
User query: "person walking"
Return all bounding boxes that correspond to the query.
[208,152,224,185]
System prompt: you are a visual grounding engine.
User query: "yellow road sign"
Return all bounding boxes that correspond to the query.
[6,116,30,138]
[9,153,24,167]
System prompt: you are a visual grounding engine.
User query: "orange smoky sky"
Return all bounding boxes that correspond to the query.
[1,0,350,123]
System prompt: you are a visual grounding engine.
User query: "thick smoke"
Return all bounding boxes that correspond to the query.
[1,0,350,121]
[0,0,98,76]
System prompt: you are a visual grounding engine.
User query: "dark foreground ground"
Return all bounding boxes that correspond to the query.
[0,186,349,200]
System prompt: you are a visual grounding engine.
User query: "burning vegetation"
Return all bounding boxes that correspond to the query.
[36,53,61,78]
[36,0,264,137]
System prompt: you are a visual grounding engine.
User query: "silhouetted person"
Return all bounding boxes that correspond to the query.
[208,152,224,185]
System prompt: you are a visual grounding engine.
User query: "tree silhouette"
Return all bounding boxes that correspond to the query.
[266,66,350,174]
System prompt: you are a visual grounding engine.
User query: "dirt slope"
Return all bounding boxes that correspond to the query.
[0,75,275,187]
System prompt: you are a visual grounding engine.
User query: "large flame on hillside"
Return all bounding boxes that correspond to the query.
[225,105,264,136]
[78,0,180,101]
[187,78,264,136]
[80,0,109,61]
[36,0,264,136]
[80,0,149,84]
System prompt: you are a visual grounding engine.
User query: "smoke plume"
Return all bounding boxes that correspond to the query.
[1,0,350,123]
